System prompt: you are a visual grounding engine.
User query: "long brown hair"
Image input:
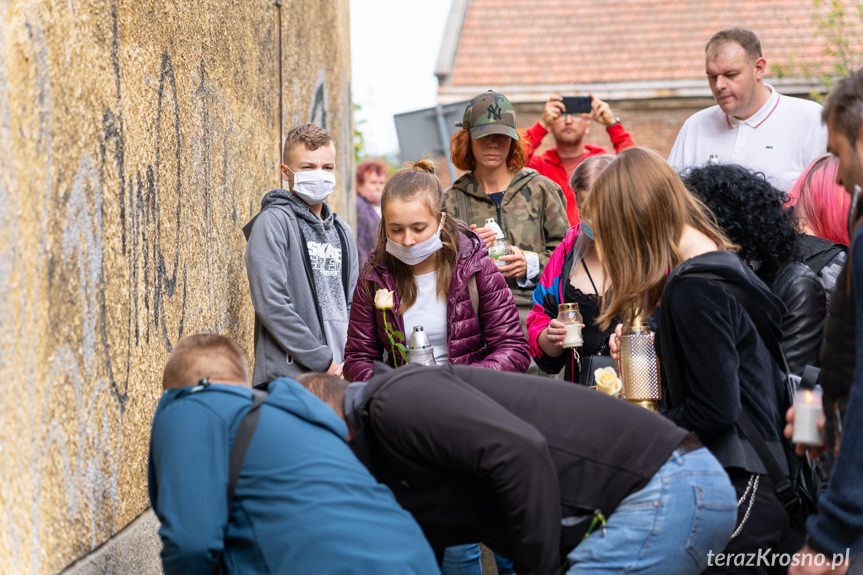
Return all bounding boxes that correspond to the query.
[585,147,733,328]
[370,159,462,313]
[449,128,527,172]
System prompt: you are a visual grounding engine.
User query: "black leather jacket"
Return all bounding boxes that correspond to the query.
[770,261,827,375]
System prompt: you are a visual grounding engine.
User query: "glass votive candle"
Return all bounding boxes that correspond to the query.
[792,387,824,447]
[557,303,583,349]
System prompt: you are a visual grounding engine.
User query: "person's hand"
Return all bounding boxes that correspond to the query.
[609,323,623,361]
[784,406,828,459]
[470,224,497,248]
[590,94,616,126]
[326,360,344,378]
[499,245,527,278]
[543,319,568,349]
[789,545,849,575]
[541,95,565,128]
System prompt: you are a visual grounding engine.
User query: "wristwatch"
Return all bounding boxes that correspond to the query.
[610,117,622,126]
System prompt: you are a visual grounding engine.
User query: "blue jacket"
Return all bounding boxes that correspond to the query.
[148,378,439,574]
[806,226,863,555]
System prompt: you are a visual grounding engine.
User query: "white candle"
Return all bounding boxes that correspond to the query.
[792,388,824,446]
[562,323,583,348]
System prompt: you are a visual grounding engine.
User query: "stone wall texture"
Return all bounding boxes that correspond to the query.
[0,1,352,573]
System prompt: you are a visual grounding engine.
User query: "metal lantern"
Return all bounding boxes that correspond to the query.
[618,311,662,412]
[407,325,437,366]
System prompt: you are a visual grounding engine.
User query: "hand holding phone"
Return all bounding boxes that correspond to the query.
[561,96,592,115]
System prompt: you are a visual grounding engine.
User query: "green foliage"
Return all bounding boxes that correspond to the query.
[353,102,367,164]
[771,0,862,101]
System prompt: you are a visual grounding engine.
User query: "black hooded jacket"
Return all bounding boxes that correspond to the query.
[658,250,789,475]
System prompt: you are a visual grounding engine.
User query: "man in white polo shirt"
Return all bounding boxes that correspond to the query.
[668,28,826,192]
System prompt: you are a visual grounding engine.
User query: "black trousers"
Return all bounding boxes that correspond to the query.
[703,470,791,575]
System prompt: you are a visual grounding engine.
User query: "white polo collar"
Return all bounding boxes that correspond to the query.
[726,84,780,129]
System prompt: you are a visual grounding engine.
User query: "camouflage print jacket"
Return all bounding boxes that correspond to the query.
[445,168,569,303]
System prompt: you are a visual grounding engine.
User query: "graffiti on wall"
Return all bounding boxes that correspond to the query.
[0,1,351,571]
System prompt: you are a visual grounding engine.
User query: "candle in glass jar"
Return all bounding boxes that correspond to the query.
[792,388,824,446]
[562,323,583,348]
[557,303,583,349]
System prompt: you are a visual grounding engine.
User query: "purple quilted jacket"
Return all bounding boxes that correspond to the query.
[344,228,530,382]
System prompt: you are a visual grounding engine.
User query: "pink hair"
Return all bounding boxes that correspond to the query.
[788,155,851,245]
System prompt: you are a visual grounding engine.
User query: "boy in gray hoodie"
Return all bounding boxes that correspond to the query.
[243,123,359,388]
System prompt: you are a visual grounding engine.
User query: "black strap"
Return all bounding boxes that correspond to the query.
[334,217,351,299]
[581,258,599,296]
[736,409,799,511]
[806,243,846,276]
[215,389,268,574]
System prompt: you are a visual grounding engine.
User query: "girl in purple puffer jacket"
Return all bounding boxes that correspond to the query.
[343,159,529,384]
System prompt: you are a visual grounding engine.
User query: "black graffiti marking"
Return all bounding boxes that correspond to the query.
[310,79,327,129]
[153,52,187,352]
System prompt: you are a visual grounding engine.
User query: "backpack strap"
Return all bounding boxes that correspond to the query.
[334,216,352,299]
[468,273,479,318]
[215,388,269,575]
[805,243,846,276]
[736,410,801,514]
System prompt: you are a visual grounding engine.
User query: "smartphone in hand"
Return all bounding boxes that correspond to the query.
[561,96,592,114]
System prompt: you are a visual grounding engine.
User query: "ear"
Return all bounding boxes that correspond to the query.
[280,164,292,187]
[753,57,767,81]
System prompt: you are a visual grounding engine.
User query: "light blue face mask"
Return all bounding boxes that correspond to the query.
[581,221,595,240]
[386,216,445,266]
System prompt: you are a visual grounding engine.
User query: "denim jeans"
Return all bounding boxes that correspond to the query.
[441,544,482,575]
[494,552,516,574]
[566,447,737,575]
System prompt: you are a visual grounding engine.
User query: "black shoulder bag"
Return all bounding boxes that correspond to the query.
[213,388,269,575]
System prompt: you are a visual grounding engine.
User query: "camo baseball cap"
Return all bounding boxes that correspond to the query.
[457,90,519,140]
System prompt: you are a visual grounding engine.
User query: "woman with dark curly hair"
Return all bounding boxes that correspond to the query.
[683,164,827,375]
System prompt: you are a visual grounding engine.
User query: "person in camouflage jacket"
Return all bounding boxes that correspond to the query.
[446,90,569,308]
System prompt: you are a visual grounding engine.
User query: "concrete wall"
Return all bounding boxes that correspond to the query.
[0,1,352,573]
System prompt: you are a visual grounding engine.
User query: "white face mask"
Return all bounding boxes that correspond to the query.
[288,168,335,205]
[386,217,445,266]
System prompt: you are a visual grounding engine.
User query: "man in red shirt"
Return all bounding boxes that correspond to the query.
[524,94,635,224]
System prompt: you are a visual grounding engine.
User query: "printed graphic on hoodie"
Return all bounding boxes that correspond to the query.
[307,241,343,276]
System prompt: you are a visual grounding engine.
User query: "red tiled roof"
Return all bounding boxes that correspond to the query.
[444,0,863,89]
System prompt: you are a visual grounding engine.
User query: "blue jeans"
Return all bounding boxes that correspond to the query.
[441,544,482,575]
[566,447,737,575]
[494,552,516,574]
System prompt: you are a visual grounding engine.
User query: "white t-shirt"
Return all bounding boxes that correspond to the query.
[402,270,450,364]
[668,85,827,192]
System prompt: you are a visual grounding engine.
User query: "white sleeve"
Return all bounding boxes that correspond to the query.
[517,250,540,289]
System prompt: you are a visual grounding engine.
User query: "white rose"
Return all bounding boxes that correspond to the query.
[374,288,394,310]
[595,367,622,396]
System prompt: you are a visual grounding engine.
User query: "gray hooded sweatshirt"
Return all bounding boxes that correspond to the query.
[244,189,359,387]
